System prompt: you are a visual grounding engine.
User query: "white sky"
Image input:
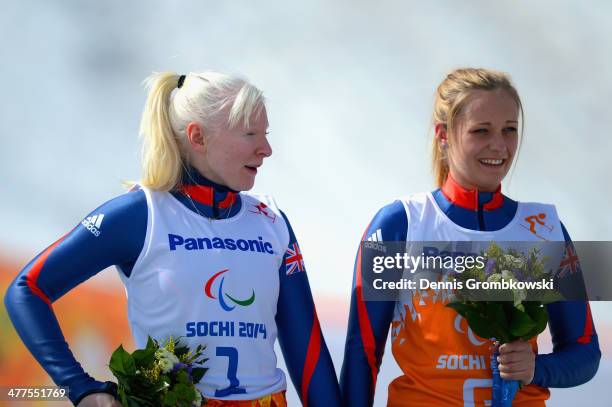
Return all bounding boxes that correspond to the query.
[1,0,611,309]
[1,2,611,405]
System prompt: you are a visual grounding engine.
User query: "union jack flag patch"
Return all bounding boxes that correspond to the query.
[556,242,581,278]
[284,242,305,275]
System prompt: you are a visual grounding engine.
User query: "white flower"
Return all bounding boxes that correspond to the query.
[503,254,516,264]
[512,287,527,307]
[501,269,516,281]
[487,273,502,283]
[156,348,180,373]
[156,348,180,364]
[157,348,179,363]
[500,269,527,306]
[159,357,174,373]
[193,389,203,406]
[168,352,180,365]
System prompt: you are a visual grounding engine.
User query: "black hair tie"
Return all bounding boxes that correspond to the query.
[177,75,186,88]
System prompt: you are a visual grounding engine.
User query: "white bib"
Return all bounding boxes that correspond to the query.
[388,193,565,406]
[119,188,289,400]
[400,192,564,242]
[394,191,566,322]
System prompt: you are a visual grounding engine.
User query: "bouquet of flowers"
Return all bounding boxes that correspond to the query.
[109,336,208,407]
[446,242,563,407]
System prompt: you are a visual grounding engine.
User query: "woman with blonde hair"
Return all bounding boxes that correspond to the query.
[5,72,341,406]
[340,67,600,406]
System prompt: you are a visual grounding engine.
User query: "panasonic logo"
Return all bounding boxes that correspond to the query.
[168,234,274,254]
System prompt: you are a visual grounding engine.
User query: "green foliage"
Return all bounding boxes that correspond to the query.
[447,242,558,344]
[191,367,208,384]
[509,306,535,337]
[108,336,207,407]
[110,345,136,377]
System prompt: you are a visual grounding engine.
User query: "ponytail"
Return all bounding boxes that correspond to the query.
[139,72,184,191]
[126,71,265,191]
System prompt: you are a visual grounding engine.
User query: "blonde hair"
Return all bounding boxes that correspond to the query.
[138,71,265,191]
[431,68,524,187]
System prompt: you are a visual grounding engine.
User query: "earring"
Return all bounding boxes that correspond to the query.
[438,139,449,160]
[439,139,450,151]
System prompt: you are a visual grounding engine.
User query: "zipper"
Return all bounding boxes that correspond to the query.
[478,202,485,231]
[212,193,219,218]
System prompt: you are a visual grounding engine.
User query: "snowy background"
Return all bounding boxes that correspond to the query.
[1,1,610,406]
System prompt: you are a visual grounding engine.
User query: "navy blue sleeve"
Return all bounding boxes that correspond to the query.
[3,189,148,405]
[340,200,408,407]
[531,223,601,388]
[275,210,341,407]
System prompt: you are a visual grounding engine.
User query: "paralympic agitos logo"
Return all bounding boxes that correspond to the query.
[204,269,256,312]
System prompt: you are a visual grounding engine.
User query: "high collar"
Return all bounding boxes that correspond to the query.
[174,166,240,216]
[181,166,238,194]
[440,175,504,211]
[178,184,237,209]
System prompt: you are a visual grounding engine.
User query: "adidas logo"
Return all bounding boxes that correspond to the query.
[81,214,104,237]
[364,228,386,252]
[367,229,383,243]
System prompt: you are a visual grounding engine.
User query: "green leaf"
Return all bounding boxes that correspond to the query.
[176,370,189,384]
[151,380,169,394]
[522,301,542,316]
[117,380,132,394]
[118,387,129,407]
[163,391,177,406]
[174,345,189,358]
[174,382,193,401]
[509,307,535,337]
[110,345,136,376]
[145,336,157,351]
[467,315,496,340]
[112,371,129,385]
[109,345,128,375]
[132,347,156,367]
[521,303,549,339]
[191,367,208,384]
[449,302,497,340]
[484,302,511,343]
[486,302,509,330]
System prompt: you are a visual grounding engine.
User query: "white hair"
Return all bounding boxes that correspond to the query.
[138,71,265,191]
[170,71,265,137]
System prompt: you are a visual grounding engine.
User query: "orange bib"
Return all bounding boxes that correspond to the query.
[389,288,548,407]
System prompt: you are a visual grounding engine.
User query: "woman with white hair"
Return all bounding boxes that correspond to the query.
[5,72,341,407]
